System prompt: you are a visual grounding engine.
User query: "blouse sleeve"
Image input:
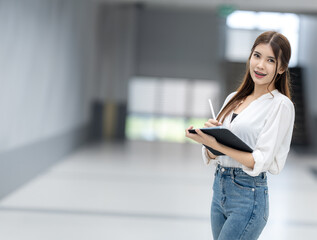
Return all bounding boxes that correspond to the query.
[201,146,218,165]
[242,99,295,176]
[201,146,211,165]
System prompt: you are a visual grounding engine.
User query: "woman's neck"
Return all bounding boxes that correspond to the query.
[252,86,276,99]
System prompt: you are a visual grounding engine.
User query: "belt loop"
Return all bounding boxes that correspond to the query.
[215,164,220,174]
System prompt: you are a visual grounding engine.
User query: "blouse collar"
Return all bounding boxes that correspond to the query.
[256,89,279,101]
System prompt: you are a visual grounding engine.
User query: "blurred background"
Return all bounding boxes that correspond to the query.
[0,0,316,239]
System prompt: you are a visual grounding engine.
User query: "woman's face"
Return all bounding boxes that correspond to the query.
[249,43,284,89]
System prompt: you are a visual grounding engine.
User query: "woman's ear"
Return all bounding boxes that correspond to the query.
[278,67,285,75]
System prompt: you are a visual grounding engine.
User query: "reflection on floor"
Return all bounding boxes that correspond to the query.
[0,141,316,240]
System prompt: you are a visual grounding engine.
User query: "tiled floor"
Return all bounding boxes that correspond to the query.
[0,141,316,240]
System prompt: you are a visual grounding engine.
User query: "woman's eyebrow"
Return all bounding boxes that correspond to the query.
[255,51,276,60]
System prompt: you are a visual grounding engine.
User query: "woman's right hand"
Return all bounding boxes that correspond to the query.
[204,119,222,128]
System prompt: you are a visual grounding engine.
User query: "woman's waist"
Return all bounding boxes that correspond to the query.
[215,164,267,186]
[215,156,242,168]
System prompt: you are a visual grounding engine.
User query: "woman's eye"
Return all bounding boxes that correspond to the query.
[253,53,260,58]
[268,59,275,63]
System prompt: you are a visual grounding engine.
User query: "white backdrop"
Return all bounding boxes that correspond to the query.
[0,0,98,151]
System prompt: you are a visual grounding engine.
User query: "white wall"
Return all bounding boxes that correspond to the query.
[0,0,98,152]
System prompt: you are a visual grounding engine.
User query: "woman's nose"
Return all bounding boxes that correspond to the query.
[257,60,265,69]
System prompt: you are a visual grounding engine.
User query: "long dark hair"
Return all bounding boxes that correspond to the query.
[217,31,292,122]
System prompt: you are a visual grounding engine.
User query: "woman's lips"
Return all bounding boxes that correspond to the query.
[254,71,267,78]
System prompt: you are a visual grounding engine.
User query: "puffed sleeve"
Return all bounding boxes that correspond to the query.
[201,146,218,165]
[242,99,295,176]
[201,146,211,165]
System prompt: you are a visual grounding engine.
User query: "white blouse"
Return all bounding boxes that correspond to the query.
[202,89,295,176]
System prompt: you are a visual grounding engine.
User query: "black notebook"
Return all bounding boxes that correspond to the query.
[188,126,253,156]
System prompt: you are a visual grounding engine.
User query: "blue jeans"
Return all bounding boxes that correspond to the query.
[211,165,269,240]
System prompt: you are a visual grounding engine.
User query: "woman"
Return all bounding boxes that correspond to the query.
[185,31,295,239]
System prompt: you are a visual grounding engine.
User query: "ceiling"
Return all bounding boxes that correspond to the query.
[96,0,317,14]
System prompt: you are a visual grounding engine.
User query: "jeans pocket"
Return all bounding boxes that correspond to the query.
[264,189,269,222]
[232,175,255,191]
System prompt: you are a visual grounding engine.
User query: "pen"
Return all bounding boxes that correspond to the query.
[208,99,216,120]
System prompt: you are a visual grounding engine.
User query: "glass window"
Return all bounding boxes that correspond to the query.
[126,77,220,143]
[226,11,299,67]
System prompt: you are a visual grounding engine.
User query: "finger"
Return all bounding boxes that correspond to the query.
[196,129,216,145]
[186,131,203,143]
[196,128,216,141]
[185,125,193,132]
[194,129,207,143]
[208,118,219,124]
[205,120,220,128]
[185,126,195,136]
[195,128,204,136]
[187,125,194,129]
[204,122,214,128]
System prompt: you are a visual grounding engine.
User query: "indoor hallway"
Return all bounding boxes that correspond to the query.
[0,141,316,240]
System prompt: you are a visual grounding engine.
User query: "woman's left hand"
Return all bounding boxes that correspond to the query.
[185,126,218,149]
